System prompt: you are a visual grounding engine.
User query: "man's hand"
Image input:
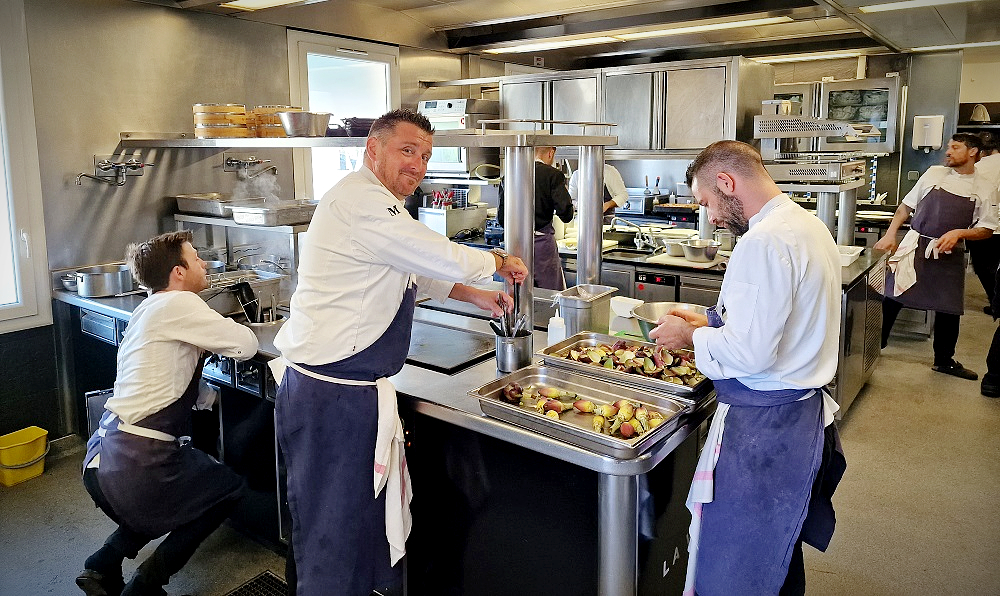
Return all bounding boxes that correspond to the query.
[936,229,965,253]
[497,255,529,285]
[451,285,512,317]
[873,234,897,254]
[647,315,696,349]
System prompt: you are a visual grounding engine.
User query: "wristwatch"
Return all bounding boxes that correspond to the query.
[489,247,509,270]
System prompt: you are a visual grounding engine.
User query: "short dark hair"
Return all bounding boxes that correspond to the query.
[978,131,998,154]
[686,140,768,189]
[369,109,433,142]
[952,132,983,152]
[126,230,193,292]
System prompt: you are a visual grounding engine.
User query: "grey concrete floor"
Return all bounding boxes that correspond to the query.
[3,272,1000,595]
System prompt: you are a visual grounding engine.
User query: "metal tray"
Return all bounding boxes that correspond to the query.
[470,365,689,459]
[174,193,266,217]
[198,269,285,316]
[536,331,711,402]
[228,199,318,226]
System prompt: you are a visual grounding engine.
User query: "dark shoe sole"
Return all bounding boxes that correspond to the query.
[77,570,124,596]
[931,364,979,380]
[982,386,1000,397]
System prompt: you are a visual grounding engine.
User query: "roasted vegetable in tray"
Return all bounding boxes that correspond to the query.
[565,339,706,387]
[499,382,667,440]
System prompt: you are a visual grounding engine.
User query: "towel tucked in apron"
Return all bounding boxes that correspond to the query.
[82,360,245,538]
[684,308,846,596]
[884,186,977,316]
[533,223,566,290]
[272,283,415,596]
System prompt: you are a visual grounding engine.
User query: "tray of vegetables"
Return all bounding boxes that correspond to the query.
[469,365,689,459]
[535,332,711,401]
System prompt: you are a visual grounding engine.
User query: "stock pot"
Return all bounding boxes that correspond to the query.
[75,265,133,297]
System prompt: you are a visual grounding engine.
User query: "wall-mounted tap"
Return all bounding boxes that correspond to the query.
[248,165,278,179]
[224,155,275,179]
[76,157,154,187]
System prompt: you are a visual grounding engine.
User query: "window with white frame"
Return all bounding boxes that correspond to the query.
[287,31,399,200]
[0,0,50,334]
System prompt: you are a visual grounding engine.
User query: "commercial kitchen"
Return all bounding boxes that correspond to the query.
[2,0,1000,595]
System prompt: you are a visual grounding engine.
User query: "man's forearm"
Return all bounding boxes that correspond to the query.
[963,227,995,241]
[885,203,913,236]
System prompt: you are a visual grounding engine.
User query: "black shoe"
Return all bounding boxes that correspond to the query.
[76,569,124,596]
[982,378,1000,397]
[985,306,994,316]
[931,360,979,380]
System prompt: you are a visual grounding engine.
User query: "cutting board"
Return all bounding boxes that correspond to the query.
[644,253,727,269]
[558,239,619,251]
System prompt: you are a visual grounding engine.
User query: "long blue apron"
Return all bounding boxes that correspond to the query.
[533,223,566,290]
[276,283,416,596]
[695,308,846,596]
[82,359,245,538]
[885,186,977,315]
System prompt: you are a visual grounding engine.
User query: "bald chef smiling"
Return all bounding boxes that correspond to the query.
[270,109,528,596]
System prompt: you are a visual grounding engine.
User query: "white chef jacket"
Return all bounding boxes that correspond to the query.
[108,291,258,425]
[274,166,498,366]
[691,195,841,391]
[902,166,998,231]
[568,164,629,208]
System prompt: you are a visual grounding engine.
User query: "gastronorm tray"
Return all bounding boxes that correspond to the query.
[228,199,318,226]
[470,365,689,459]
[198,269,285,316]
[536,331,711,402]
[174,193,266,217]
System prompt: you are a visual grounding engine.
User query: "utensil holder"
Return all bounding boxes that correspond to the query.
[496,334,533,373]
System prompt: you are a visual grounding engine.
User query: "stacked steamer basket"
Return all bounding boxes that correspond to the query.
[249,105,301,138]
[193,104,249,139]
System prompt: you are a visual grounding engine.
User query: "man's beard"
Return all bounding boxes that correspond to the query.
[712,187,749,236]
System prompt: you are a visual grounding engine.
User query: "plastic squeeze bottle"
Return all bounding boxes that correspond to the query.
[548,309,567,345]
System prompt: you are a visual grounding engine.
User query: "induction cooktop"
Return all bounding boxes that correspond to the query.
[406,319,495,375]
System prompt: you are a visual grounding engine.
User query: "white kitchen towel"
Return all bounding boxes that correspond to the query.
[888,229,920,296]
[269,358,412,565]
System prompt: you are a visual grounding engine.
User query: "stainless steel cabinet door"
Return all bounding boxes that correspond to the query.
[678,274,722,307]
[501,81,546,131]
[601,264,634,298]
[604,72,654,150]
[664,67,727,149]
[551,77,598,135]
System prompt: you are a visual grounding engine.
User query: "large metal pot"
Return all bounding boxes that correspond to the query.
[76,265,133,297]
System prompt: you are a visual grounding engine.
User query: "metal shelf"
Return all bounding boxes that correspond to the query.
[174,213,309,234]
[119,131,618,149]
[957,124,1000,130]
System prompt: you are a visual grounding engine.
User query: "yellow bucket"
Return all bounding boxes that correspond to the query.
[0,426,49,487]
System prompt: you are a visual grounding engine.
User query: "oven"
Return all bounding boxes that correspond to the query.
[635,270,678,302]
[418,99,500,178]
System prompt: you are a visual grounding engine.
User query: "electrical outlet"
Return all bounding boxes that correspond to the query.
[907,170,920,181]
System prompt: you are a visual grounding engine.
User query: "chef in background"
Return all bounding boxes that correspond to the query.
[270,109,527,596]
[498,145,574,289]
[877,132,997,380]
[976,132,1000,397]
[649,140,845,596]
[568,161,629,222]
[78,230,258,596]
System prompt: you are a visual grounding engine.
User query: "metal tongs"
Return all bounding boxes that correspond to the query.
[492,282,529,337]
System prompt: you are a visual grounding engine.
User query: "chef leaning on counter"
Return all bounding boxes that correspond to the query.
[648,141,846,596]
[269,109,528,596]
[78,231,259,596]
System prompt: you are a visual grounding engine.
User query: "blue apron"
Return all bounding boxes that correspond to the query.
[885,186,977,315]
[533,223,566,290]
[695,308,846,596]
[276,283,416,596]
[83,359,245,538]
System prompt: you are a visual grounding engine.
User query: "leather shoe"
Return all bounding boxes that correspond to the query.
[76,569,124,596]
[931,360,979,380]
[982,378,1000,398]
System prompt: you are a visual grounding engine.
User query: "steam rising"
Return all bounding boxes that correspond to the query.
[233,171,282,203]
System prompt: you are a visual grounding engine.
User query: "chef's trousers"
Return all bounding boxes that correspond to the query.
[83,467,239,588]
[881,298,960,365]
[968,235,1000,304]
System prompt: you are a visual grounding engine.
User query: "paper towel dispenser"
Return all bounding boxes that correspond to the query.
[912,115,945,153]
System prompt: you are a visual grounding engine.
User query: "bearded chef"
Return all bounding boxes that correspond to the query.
[270,109,528,596]
[877,132,998,380]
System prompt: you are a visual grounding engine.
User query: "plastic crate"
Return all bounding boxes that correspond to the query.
[0,426,49,487]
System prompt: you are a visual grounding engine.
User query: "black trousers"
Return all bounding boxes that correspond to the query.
[882,298,961,365]
[83,467,239,589]
[968,235,1000,303]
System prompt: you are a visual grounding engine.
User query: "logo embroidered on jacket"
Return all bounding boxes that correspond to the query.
[386,205,401,216]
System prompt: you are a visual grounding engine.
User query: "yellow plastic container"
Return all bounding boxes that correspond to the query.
[0,426,49,487]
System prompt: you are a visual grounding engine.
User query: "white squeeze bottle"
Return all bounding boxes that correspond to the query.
[548,308,566,345]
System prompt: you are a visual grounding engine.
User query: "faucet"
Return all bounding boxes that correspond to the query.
[248,165,278,179]
[609,217,653,251]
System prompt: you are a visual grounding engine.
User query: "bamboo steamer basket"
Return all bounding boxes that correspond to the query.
[256,123,286,138]
[192,103,246,114]
[195,124,250,139]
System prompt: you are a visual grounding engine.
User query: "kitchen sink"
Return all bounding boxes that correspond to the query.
[603,249,653,260]
[603,230,639,244]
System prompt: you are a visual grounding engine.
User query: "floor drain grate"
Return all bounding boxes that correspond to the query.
[222,570,287,596]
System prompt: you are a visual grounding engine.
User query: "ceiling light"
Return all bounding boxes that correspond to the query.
[754,51,862,63]
[483,37,621,54]
[911,39,1000,51]
[616,16,793,41]
[859,0,976,13]
[218,0,302,10]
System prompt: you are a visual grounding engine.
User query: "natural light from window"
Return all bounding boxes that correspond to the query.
[307,54,390,198]
[0,123,17,306]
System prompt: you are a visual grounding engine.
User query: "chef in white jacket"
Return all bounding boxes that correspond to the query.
[271,109,527,596]
[568,162,629,219]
